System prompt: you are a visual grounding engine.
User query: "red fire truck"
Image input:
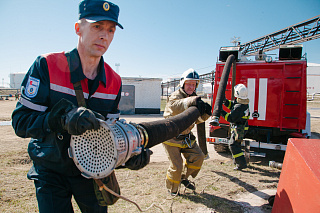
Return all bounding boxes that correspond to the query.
[207,45,311,156]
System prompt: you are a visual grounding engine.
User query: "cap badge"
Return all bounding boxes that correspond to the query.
[103,2,110,11]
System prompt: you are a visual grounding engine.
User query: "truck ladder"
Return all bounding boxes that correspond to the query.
[240,15,320,56]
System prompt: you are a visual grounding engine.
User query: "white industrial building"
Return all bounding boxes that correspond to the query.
[8,73,162,114]
[121,77,162,114]
[307,63,320,95]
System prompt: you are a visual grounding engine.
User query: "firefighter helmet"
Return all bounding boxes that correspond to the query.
[234,84,248,99]
[179,68,200,88]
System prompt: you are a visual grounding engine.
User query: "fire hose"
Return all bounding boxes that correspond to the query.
[67,106,201,210]
[210,54,235,126]
[68,106,200,179]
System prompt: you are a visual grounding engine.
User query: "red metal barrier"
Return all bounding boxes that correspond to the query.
[272,138,320,213]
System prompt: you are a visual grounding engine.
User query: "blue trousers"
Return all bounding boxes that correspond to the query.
[27,164,108,213]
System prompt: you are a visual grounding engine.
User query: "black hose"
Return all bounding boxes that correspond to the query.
[197,122,208,155]
[211,55,235,125]
[139,106,200,148]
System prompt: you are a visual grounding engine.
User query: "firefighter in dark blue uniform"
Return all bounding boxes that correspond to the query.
[221,84,250,170]
[11,1,150,212]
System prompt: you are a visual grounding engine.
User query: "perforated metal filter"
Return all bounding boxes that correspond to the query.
[69,119,142,179]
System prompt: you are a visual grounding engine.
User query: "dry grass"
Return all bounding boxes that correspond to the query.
[0,131,280,213]
[1,97,320,212]
[107,158,280,213]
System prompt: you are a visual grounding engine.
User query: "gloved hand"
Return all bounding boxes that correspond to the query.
[91,111,106,121]
[125,147,153,170]
[47,98,105,135]
[220,109,228,119]
[196,98,206,115]
[62,107,102,135]
[47,98,76,133]
[204,103,212,116]
[222,96,228,105]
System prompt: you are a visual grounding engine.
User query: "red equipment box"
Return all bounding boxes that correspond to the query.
[272,138,320,212]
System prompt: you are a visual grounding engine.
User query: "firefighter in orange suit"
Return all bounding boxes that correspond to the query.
[221,84,250,170]
[163,68,211,195]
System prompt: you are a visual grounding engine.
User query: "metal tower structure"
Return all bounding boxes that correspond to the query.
[240,15,320,56]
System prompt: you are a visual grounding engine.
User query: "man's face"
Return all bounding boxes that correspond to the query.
[184,80,197,95]
[76,19,116,58]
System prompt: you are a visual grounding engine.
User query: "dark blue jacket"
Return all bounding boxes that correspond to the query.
[12,48,122,176]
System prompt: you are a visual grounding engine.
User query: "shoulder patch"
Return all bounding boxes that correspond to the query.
[25,76,40,98]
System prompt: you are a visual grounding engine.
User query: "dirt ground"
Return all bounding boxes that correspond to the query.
[1,98,320,213]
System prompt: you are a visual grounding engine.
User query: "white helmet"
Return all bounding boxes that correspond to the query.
[234,84,248,99]
[179,68,200,88]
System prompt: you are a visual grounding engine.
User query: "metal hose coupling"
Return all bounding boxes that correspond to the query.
[209,116,220,126]
[68,118,144,179]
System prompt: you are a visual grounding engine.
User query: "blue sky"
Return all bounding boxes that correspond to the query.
[0,0,319,87]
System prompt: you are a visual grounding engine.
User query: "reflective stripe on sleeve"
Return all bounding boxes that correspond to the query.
[233,152,244,158]
[224,113,230,121]
[227,101,232,109]
[19,97,48,112]
[242,116,250,119]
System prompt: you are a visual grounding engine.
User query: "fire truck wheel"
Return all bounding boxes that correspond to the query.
[214,144,229,153]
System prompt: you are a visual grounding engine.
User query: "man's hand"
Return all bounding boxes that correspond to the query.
[125,147,153,170]
[48,98,76,133]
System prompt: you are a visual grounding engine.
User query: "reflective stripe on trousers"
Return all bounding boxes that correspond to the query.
[162,140,204,193]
